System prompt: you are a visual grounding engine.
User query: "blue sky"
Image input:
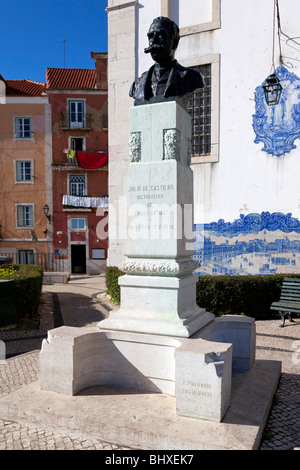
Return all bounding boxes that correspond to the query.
[1,0,108,83]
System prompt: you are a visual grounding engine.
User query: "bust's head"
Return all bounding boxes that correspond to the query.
[145,17,180,65]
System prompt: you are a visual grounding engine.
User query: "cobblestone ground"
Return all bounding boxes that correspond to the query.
[0,351,129,450]
[259,373,300,450]
[256,319,300,450]
[0,279,300,451]
[0,419,126,450]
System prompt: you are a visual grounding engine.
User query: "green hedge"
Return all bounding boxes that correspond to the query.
[1,264,43,318]
[196,274,300,319]
[0,280,17,327]
[106,267,300,320]
[105,267,125,303]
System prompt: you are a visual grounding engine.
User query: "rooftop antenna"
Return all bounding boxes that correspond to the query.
[62,39,67,67]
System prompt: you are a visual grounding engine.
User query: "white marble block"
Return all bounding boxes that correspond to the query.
[125,100,194,257]
[196,315,256,371]
[100,273,214,337]
[40,327,181,396]
[175,339,232,422]
[40,326,233,422]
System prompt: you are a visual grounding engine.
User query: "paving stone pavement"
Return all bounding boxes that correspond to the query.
[0,274,300,450]
[255,319,300,450]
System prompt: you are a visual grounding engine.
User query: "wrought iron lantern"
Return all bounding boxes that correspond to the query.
[43,204,51,222]
[263,73,283,106]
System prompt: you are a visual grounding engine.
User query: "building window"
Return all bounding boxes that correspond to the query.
[70,218,86,230]
[187,64,211,157]
[16,204,34,228]
[69,100,85,128]
[16,161,33,182]
[14,117,32,139]
[19,250,34,264]
[69,175,86,196]
[70,137,85,151]
[92,248,106,259]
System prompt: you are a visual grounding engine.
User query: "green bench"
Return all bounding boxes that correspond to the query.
[270,277,300,327]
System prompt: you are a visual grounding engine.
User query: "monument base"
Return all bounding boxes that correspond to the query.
[39,98,258,424]
[40,315,255,422]
[99,272,215,337]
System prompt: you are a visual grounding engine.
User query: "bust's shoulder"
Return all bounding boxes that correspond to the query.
[129,68,153,98]
[175,62,205,89]
[136,70,149,82]
[174,61,199,76]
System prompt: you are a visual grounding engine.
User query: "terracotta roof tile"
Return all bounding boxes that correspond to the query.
[46,68,97,89]
[5,79,45,96]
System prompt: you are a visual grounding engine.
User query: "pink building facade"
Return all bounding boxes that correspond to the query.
[46,53,109,274]
[0,76,51,265]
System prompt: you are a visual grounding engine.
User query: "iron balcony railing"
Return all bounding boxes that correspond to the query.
[65,154,78,166]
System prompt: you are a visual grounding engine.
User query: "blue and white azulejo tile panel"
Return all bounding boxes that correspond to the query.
[193,212,300,276]
[253,66,300,157]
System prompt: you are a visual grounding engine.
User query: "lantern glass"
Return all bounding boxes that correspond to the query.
[43,204,49,216]
[263,74,283,106]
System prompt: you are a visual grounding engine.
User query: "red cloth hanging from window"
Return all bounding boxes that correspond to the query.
[76,151,108,169]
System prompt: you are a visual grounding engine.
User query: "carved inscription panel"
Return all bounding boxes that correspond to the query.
[127,183,176,240]
[181,380,213,398]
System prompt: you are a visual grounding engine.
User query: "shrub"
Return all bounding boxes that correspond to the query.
[0,264,43,318]
[196,274,300,319]
[0,279,17,327]
[105,267,125,303]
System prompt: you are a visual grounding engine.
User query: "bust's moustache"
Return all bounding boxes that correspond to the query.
[144,44,165,54]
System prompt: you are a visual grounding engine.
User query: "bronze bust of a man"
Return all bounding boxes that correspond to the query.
[129,16,204,105]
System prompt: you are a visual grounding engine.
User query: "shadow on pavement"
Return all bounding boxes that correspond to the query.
[51,291,108,328]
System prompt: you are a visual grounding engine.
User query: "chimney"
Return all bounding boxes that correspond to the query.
[91,52,108,90]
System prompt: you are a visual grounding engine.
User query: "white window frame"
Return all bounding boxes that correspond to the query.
[15,159,34,183]
[14,116,33,140]
[18,249,35,264]
[16,203,35,229]
[180,54,220,164]
[178,0,221,37]
[68,173,87,196]
[68,99,86,129]
[69,217,87,231]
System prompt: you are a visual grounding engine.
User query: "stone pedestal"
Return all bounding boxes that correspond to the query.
[40,315,255,422]
[99,100,214,337]
[101,274,214,337]
[40,325,234,422]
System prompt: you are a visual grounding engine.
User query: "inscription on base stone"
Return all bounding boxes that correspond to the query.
[129,184,174,199]
[127,184,177,239]
[181,380,213,398]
